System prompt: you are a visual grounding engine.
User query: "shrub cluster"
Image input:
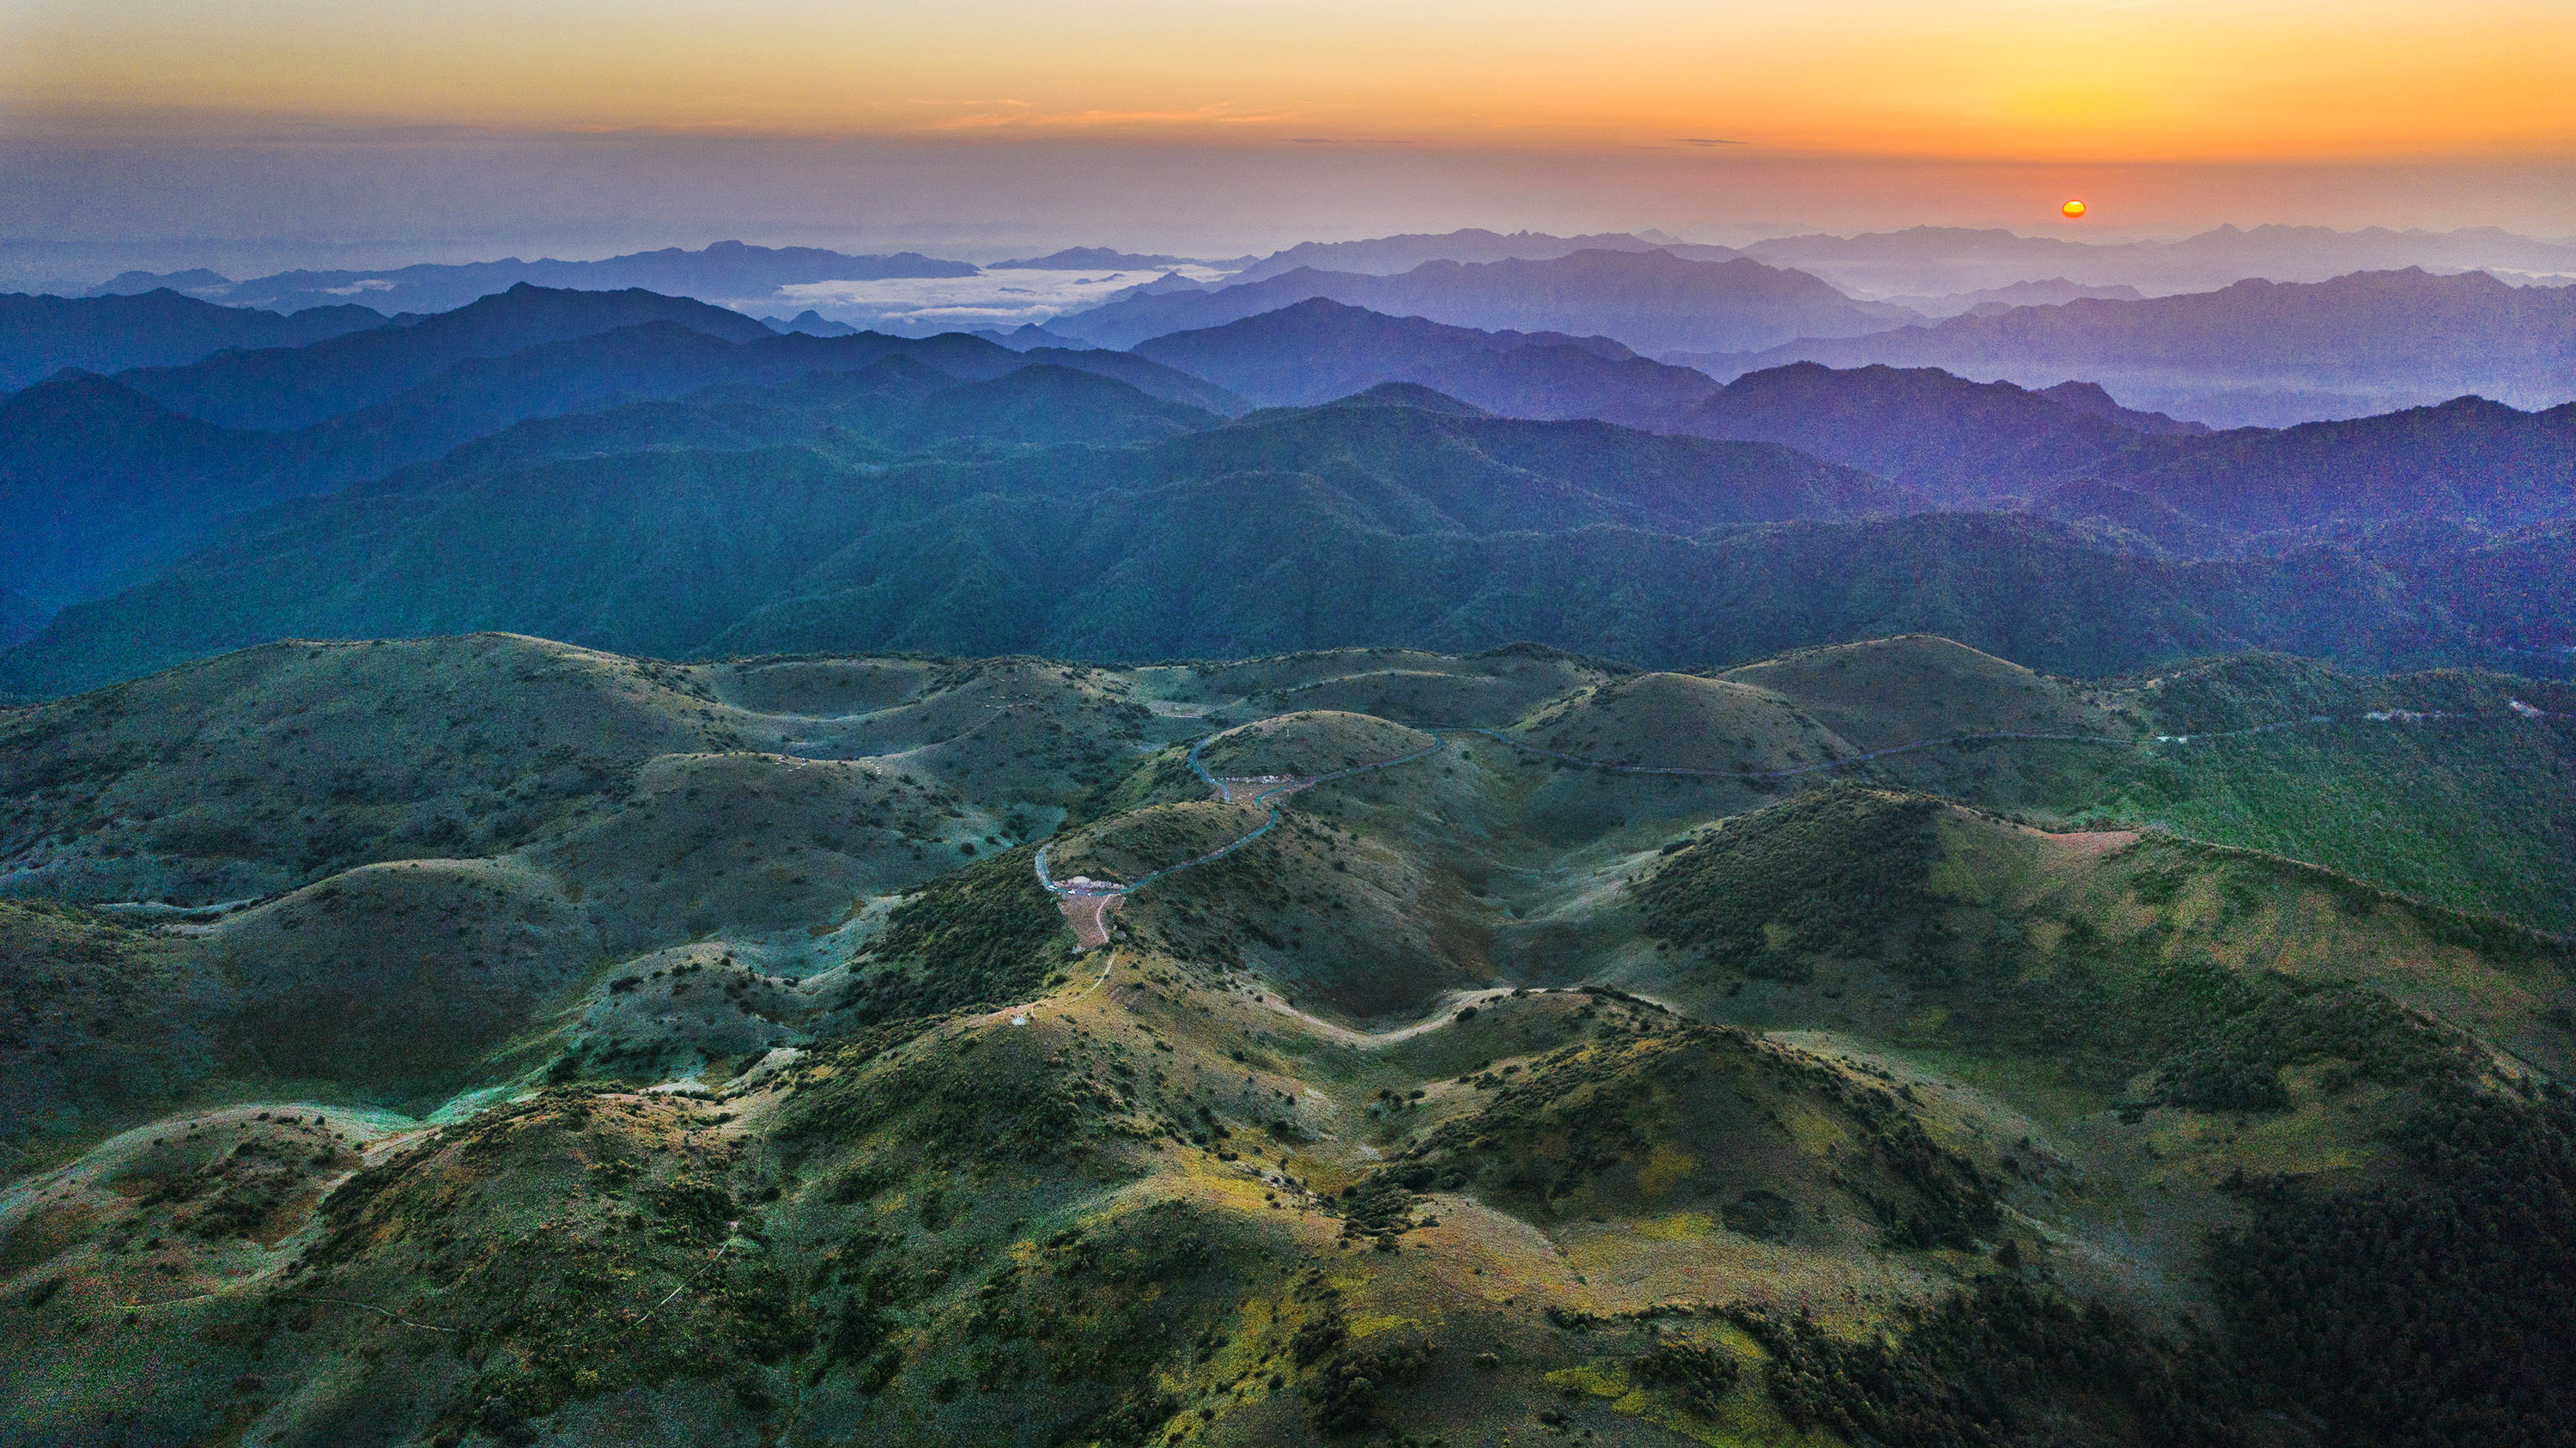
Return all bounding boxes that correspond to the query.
[1637,787,1947,983]
[1733,1280,2239,1448]
[838,846,1065,1025]
[2212,1093,2576,1448]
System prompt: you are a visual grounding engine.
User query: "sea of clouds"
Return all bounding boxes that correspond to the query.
[771,264,1233,333]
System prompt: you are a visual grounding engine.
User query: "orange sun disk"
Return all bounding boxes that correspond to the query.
[2063,199,2087,219]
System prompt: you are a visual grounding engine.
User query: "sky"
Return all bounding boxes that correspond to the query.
[4,0,2572,277]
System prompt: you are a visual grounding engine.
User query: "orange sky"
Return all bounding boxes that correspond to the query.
[10,0,2573,162]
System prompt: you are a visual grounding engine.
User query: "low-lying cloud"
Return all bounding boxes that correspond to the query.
[771,264,1231,332]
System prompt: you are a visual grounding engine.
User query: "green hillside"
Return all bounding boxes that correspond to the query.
[3,633,2569,1447]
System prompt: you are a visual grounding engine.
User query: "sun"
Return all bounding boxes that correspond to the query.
[2062,199,2087,219]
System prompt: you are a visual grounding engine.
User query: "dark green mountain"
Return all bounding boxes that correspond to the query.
[0,308,1242,609]
[2115,396,2576,532]
[111,283,779,429]
[282,324,1237,480]
[2026,478,2246,557]
[0,289,386,392]
[0,372,298,608]
[0,587,39,649]
[1677,362,2576,530]
[2400,520,2576,651]
[710,505,2472,673]
[1010,345,1246,415]
[8,386,2543,697]
[0,393,1911,694]
[885,364,1220,447]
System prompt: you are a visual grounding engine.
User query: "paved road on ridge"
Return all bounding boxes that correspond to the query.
[1036,703,2561,910]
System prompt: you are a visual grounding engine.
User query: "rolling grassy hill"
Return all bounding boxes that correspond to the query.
[4,631,2568,1446]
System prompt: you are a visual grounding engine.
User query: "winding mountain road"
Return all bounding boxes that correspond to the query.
[1036,702,2560,910]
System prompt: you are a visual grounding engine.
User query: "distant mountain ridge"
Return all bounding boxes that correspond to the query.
[0,390,1911,695]
[9,373,2562,696]
[111,283,779,430]
[2031,380,2211,435]
[1229,227,1742,283]
[1057,248,1914,353]
[1743,222,2576,297]
[1130,297,1719,421]
[1671,360,2576,530]
[993,247,1229,270]
[1881,278,2148,319]
[7,267,2571,703]
[0,289,387,392]
[1670,363,2185,505]
[1,290,1244,609]
[1670,268,2576,426]
[0,371,301,610]
[88,239,979,316]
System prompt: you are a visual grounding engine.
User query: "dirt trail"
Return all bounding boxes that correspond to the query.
[1243,986,1519,1049]
[1055,891,1122,949]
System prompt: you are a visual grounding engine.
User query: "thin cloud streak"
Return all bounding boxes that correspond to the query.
[914,105,1304,134]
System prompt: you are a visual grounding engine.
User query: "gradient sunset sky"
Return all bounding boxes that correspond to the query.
[5,0,2572,268]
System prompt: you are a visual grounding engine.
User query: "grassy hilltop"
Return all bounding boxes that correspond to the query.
[2,633,2571,1448]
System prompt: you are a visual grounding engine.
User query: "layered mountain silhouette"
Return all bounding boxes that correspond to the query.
[0,289,386,391]
[11,374,2560,697]
[0,372,306,609]
[1111,304,2573,532]
[2108,395,2576,532]
[1881,277,2147,318]
[5,277,2570,698]
[109,283,780,430]
[1672,361,2574,529]
[2032,379,2212,435]
[0,389,1911,694]
[1743,222,2576,296]
[1130,297,1718,420]
[1676,268,2576,425]
[89,239,980,316]
[757,309,861,336]
[1227,226,1741,283]
[1669,362,2186,504]
[0,291,1243,608]
[993,246,1224,270]
[1054,248,1914,352]
[10,224,2576,1448]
